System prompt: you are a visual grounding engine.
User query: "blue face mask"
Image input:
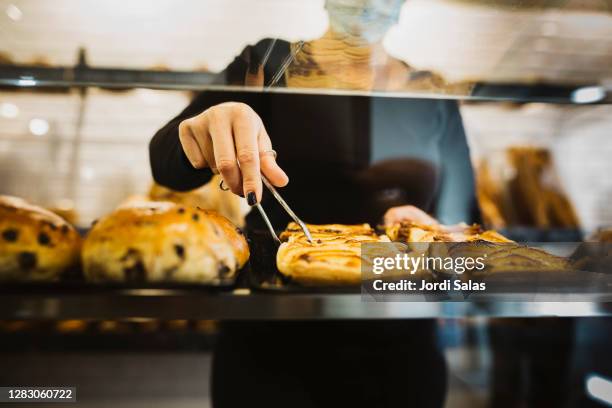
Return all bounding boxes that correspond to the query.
[325,0,403,44]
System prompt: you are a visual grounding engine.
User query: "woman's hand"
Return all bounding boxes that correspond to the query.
[383,205,439,227]
[178,102,289,205]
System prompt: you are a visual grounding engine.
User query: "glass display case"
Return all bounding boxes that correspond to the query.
[1,0,611,100]
[2,2,612,407]
[1,0,611,320]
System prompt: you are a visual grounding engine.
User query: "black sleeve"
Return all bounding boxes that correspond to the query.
[149,39,289,192]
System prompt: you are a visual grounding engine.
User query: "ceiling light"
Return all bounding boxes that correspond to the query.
[5,4,22,21]
[586,375,612,405]
[29,118,49,136]
[0,102,19,118]
[571,86,606,104]
[17,76,37,87]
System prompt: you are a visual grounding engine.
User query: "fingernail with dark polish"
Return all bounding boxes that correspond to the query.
[247,192,257,206]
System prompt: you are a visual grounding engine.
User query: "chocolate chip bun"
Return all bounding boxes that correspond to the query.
[0,195,81,281]
[82,201,249,283]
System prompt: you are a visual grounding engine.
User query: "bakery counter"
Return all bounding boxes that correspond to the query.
[1,287,611,320]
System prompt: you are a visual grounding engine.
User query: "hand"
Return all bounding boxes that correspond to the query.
[383,205,439,227]
[178,102,289,204]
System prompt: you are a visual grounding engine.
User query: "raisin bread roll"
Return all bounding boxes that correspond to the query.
[82,202,249,283]
[0,195,81,281]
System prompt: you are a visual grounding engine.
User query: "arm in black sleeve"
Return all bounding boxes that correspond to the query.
[149,39,288,192]
[149,109,211,192]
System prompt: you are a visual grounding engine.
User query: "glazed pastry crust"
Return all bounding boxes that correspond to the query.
[385,222,513,244]
[386,221,568,273]
[0,195,81,281]
[82,202,248,283]
[277,222,389,285]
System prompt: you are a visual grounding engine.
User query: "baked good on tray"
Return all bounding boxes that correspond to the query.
[590,227,612,243]
[385,221,513,244]
[277,222,390,285]
[568,228,612,273]
[148,175,250,227]
[386,221,568,273]
[82,201,249,283]
[0,195,81,281]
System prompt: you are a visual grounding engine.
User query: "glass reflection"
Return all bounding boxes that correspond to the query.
[232,0,612,97]
[238,0,473,94]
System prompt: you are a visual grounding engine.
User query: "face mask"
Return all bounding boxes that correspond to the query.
[325,0,403,44]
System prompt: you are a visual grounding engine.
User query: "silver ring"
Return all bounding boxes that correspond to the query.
[260,149,277,159]
[219,179,230,191]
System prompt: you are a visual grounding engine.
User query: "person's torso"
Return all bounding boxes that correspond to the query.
[249,92,449,227]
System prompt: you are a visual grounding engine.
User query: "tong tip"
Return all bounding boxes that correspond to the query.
[298,221,314,244]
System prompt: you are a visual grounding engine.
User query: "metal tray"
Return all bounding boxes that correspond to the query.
[0,266,247,295]
[247,229,612,295]
[427,269,612,299]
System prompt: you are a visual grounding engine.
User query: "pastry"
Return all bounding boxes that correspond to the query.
[476,147,580,228]
[592,228,612,243]
[148,175,250,227]
[82,201,248,283]
[0,195,81,281]
[569,227,612,273]
[277,222,389,285]
[385,221,512,244]
[386,221,567,273]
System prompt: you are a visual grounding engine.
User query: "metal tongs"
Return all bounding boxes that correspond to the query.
[228,161,313,244]
[251,40,313,244]
[255,174,313,245]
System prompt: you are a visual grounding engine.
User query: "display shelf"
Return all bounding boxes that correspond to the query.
[1,286,611,320]
[1,63,610,104]
[0,64,217,91]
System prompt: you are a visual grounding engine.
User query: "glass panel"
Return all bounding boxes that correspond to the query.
[462,102,612,234]
[0,0,611,102]
[0,88,188,224]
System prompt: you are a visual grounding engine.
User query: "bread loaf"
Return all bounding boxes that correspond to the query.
[0,195,80,281]
[82,201,248,283]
